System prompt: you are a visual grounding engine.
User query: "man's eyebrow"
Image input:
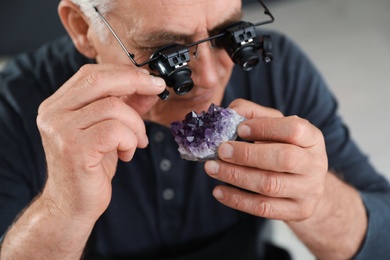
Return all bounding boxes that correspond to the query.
[143,31,186,44]
[140,9,243,44]
[210,9,243,35]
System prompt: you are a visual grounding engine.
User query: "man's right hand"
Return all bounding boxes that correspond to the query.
[36,63,166,223]
[1,64,166,260]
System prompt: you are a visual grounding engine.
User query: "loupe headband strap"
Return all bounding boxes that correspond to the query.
[94,7,159,67]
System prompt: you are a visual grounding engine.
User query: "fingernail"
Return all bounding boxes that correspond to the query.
[205,160,219,175]
[237,124,251,138]
[151,76,165,87]
[213,188,224,199]
[219,143,233,159]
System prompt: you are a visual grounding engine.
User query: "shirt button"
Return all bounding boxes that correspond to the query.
[162,188,175,201]
[154,131,165,143]
[160,159,172,172]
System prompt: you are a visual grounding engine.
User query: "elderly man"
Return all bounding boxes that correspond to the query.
[1,0,389,259]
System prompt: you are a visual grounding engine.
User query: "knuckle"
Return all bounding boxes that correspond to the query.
[277,147,299,172]
[78,64,95,76]
[36,112,61,139]
[254,200,273,218]
[261,174,285,196]
[241,144,252,164]
[230,193,244,210]
[226,166,242,184]
[37,99,48,115]
[36,111,45,130]
[36,117,51,139]
[84,70,102,88]
[288,116,307,143]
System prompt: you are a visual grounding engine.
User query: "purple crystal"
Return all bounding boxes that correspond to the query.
[170,103,246,161]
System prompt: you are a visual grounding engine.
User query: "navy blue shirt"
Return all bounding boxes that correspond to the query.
[1,32,390,259]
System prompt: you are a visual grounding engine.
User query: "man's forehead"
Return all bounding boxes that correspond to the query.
[119,0,243,43]
[142,9,243,43]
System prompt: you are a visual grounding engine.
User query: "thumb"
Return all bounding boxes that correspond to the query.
[228,98,284,119]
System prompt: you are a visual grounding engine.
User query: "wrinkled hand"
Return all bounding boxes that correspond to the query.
[36,63,166,222]
[205,99,328,221]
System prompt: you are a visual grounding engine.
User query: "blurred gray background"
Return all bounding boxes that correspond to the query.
[1,0,390,259]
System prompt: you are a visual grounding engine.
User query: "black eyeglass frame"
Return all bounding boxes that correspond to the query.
[94,0,275,99]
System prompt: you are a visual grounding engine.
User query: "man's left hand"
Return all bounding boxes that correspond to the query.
[204,99,328,221]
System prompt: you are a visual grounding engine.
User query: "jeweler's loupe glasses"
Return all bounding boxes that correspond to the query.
[94,0,275,100]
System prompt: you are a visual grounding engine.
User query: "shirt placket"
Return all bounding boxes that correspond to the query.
[148,124,183,246]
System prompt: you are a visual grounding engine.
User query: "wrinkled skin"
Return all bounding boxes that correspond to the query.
[206,99,328,221]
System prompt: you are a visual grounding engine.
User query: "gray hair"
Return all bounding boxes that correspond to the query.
[70,0,115,40]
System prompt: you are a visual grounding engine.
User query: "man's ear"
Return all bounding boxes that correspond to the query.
[58,1,97,59]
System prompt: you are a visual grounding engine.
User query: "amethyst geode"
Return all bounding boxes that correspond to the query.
[170,104,246,161]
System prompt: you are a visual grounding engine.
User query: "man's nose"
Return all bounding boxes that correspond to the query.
[189,43,221,89]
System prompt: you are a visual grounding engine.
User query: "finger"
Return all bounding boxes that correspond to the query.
[237,116,324,148]
[205,160,300,198]
[120,94,160,116]
[228,99,284,119]
[64,64,165,109]
[211,185,311,221]
[39,64,165,112]
[71,96,148,148]
[217,141,315,174]
[78,119,139,167]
